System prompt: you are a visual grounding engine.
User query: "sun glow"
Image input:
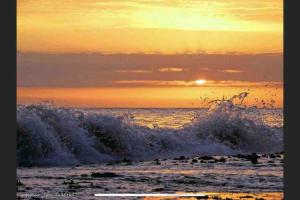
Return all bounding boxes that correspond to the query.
[195,80,207,85]
[17,0,283,54]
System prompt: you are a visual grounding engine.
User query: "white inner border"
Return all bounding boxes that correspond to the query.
[94,193,206,197]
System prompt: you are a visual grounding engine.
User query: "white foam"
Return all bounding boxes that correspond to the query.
[17,93,283,166]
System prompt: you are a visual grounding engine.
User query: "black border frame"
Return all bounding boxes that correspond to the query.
[284,0,300,199]
[0,0,16,199]
[1,0,300,199]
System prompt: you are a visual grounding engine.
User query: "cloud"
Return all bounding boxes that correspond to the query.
[219,69,243,73]
[115,70,153,73]
[158,67,187,72]
[17,52,283,87]
[112,80,282,87]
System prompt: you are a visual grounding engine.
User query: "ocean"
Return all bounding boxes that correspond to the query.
[16,93,283,199]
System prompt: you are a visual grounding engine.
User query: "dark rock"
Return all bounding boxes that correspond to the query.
[200,156,214,160]
[250,153,259,164]
[91,172,119,178]
[93,185,102,189]
[174,156,187,160]
[154,158,161,165]
[236,153,259,164]
[174,179,198,184]
[17,179,23,186]
[196,195,209,199]
[62,180,74,185]
[192,158,198,163]
[240,195,253,198]
[269,154,276,159]
[259,178,265,182]
[80,174,88,177]
[106,162,114,166]
[152,188,164,192]
[68,184,81,189]
[121,158,132,163]
[235,154,246,158]
[216,157,226,162]
[125,162,133,166]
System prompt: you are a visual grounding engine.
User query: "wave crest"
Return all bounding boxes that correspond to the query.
[17,93,283,166]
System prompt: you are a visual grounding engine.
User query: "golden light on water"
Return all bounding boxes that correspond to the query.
[143,192,283,200]
[17,86,283,108]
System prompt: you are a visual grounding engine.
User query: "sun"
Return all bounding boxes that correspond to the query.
[195,79,207,85]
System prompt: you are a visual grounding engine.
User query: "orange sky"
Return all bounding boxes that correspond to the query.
[17,0,283,108]
[17,0,283,54]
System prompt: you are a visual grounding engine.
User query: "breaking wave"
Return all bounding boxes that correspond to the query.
[17,93,283,166]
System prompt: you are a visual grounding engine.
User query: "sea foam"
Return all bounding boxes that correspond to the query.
[17,93,283,166]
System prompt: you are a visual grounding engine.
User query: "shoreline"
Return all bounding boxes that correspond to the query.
[17,152,284,168]
[17,152,283,199]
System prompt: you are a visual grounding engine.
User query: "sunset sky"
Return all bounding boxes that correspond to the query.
[17,0,283,108]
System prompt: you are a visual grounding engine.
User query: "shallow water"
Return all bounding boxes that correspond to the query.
[17,153,283,200]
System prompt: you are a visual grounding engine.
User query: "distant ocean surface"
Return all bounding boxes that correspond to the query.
[82,107,283,129]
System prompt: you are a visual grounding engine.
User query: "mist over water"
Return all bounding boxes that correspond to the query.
[17,93,283,166]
